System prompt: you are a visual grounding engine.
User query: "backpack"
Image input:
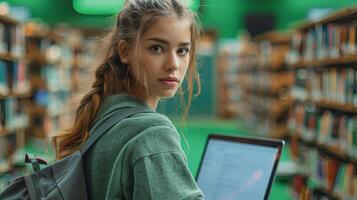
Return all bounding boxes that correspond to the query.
[0,106,150,200]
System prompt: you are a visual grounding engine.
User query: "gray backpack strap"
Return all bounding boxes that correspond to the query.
[80,106,152,155]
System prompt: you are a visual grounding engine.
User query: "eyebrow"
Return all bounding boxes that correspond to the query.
[146,37,191,46]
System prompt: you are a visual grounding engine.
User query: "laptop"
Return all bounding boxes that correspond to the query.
[195,134,285,200]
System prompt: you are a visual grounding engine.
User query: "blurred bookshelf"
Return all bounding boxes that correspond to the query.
[0,14,29,190]
[0,14,97,191]
[25,22,72,138]
[236,31,294,139]
[216,40,242,118]
[287,6,357,200]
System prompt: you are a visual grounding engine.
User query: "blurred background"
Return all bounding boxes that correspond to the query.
[0,0,357,199]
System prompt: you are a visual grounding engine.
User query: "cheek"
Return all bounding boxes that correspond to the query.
[143,55,164,74]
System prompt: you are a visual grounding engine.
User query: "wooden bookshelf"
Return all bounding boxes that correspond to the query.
[240,84,292,97]
[0,127,27,138]
[289,131,357,199]
[29,127,48,138]
[317,142,357,164]
[0,15,30,151]
[0,53,19,62]
[271,124,288,139]
[287,6,357,199]
[26,52,48,66]
[253,31,292,44]
[25,22,75,139]
[237,64,290,73]
[289,132,357,165]
[246,96,293,118]
[0,92,31,99]
[316,100,357,114]
[0,15,18,26]
[296,6,357,31]
[0,16,82,191]
[313,187,343,200]
[253,124,288,139]
[216,39,240,119]
[0,128,15,137]
[291,170,344,200]
[236,31,293,138]
[289,55,357,68]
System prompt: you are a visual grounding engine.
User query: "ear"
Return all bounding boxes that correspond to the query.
[117,40,130,64]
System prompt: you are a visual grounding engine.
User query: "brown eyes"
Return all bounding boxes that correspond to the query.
[150,45,190,56]
[150,45,163,54]
[177,47,190,56]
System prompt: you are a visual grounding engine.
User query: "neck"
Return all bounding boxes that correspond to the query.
[144,96,159,110]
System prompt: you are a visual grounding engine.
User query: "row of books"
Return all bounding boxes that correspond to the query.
[216,41,242,118]
[240,94,292,118]
[293,144,356,200]
[319,111,356,150]
[44,43,74,67]
[47,92,70,117]
[0,98,28,131]
[26,33,76,68]
[72,39,96,92]
[0,60,29,96]
[32,90,70,114]
[41,65,72,93]
[237,71,294,93]
[292,66,357,106]
[0,17,88,190]
[289,103,357,157]
[289,23,357,64]
[0,23,25,57]
[26,25,74,138]
[235,45,289,71]
[237,98,288,138]
[27,32,99,137]
[256,40,290,69]
[27,90,72,139]
[320,67,357,106]
[235,32,293,137]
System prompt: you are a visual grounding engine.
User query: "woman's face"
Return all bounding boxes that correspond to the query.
[129,16,192,107]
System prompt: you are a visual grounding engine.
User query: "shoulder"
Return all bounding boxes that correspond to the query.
[122,112,184,165]
[130,111,175,129]
[113,111,177,137]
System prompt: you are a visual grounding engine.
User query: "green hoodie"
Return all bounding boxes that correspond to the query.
[83,94,204,200]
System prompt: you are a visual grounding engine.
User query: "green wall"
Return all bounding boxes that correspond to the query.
[7,0,115,28]
[200,0,357,38]
[6,0,357,37]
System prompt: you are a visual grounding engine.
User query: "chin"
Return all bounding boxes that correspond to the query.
[158,90,177,99]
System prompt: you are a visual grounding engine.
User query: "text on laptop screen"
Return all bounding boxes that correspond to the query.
[196,138,279,200]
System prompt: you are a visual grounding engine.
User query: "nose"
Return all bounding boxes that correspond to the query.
[165,51,179,72]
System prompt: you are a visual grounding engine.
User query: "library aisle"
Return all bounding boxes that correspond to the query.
[1,0,357,199]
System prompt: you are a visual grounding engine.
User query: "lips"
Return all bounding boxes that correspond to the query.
[158,77,179,88]
[158,77,179,82]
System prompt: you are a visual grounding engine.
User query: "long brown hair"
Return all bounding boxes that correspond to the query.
[55,0,201,159]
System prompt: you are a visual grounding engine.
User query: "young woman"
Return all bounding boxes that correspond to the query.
[55,0,204,199]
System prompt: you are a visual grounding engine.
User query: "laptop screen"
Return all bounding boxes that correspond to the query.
[196,134,284,200]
